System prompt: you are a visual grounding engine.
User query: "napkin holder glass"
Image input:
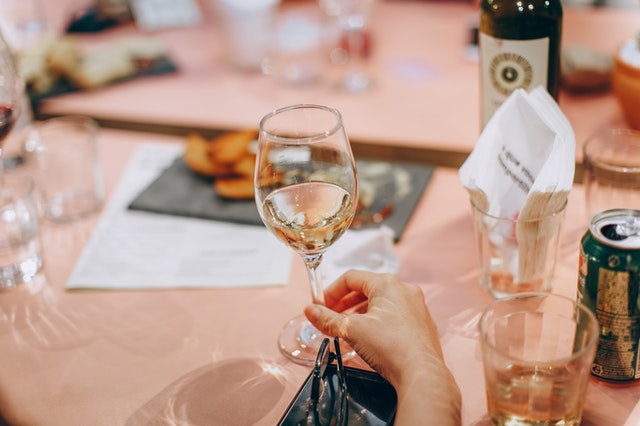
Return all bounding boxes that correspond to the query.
[278,337,397,426]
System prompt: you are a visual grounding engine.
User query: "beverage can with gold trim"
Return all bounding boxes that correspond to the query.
[578,208,640,382]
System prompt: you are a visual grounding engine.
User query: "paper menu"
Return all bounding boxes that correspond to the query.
[67,143,293,290]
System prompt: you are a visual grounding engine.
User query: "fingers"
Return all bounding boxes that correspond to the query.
[323,269,390,310]
[304,304,349,338]
[330,290,368,313]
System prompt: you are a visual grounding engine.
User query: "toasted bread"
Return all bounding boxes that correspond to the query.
[183,133,233,176]
[208,130,256,165]
[233,154,256,178]
[214,176,255,200]
[184,131,262,199]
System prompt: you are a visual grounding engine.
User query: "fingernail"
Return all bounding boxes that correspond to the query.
[304,304,321,322]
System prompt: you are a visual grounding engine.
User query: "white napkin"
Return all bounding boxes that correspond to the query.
[459,86,575,282]
[322,226,399,286]
[459,86,575,217]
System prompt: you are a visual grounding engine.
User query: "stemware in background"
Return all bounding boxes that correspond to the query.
[318,0,376,93]
[255,104,359,365]
[0,32,21,171]
[582,128,640,221]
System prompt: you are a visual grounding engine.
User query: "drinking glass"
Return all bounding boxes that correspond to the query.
[582,127,640,221]
[319,0,376,93]
[470,198,567,298]
[0,33,21,170]
[255,104,359,365]
[479,292,599,426]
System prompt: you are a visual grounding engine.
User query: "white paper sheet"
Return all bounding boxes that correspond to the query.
[67,143,293,290]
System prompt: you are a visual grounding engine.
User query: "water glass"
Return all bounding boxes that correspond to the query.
[470,199,566,298]
[28,116,104,223]
[583,127,640,221]
[273,10,325,85]
[479,292,599,426]
[0,173,43,288]
[212,0,280,72]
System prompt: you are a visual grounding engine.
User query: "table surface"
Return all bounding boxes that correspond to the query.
[3,1,640,425]
[34,0,640,170]
[1,127,639,426]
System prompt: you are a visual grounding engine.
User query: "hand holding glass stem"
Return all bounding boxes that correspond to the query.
[304,270,462,425]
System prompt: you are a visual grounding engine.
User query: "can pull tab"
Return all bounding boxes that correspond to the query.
[616,217,640,238]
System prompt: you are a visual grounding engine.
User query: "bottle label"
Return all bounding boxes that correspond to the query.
[479,32,550,126]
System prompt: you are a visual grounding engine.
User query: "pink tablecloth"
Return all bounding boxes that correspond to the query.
[0,128,638,425]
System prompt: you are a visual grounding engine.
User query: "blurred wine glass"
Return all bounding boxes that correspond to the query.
[0,33,21,171]
[319,0,376,93]
[255,104,359,365]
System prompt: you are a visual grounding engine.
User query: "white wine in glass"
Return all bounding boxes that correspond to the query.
[255,104,359,365]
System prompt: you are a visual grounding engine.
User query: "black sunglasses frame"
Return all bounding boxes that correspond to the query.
[308,337,348,425]
[278,337,397,426]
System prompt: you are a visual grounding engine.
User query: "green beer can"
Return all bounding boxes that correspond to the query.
[578,209,640,382]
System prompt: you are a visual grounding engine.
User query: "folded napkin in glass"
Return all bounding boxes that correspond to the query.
[279,337,396,426]
[459,86,575,218]
[458,86,575,284]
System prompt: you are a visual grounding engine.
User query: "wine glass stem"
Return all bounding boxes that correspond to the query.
[346,27,364,62]
[0,146,5,187]
[304,254,325,306]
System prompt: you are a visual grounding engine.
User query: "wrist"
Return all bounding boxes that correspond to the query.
[393,355,462,426]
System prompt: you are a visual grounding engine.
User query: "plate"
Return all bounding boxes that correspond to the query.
[128,156,434,242]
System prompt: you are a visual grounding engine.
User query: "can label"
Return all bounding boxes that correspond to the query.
[578,209,640,382]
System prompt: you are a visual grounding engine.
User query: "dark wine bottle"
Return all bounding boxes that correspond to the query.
[479,0,563,126]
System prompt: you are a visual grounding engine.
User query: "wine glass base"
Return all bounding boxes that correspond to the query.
[279,314,356,366]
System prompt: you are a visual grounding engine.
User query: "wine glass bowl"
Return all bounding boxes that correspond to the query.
[255,104,358,365]
[0,34,21,165]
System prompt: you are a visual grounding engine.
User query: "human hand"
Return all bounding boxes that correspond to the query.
[303,270,442,387]
[303,270,461,425]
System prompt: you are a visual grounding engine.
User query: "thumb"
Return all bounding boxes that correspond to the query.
[304,304,346,338]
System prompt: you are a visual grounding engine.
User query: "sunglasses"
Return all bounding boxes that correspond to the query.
[279,337,397,426]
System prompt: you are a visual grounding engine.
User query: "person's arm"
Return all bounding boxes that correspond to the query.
[303,270,462,426]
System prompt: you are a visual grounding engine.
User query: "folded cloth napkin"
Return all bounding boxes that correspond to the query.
[458,86,575,283]
[322,226,399,286]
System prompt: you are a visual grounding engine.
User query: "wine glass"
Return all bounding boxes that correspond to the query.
[255,104,359,365]
[319,0,376,93]
[0,32,21,171]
